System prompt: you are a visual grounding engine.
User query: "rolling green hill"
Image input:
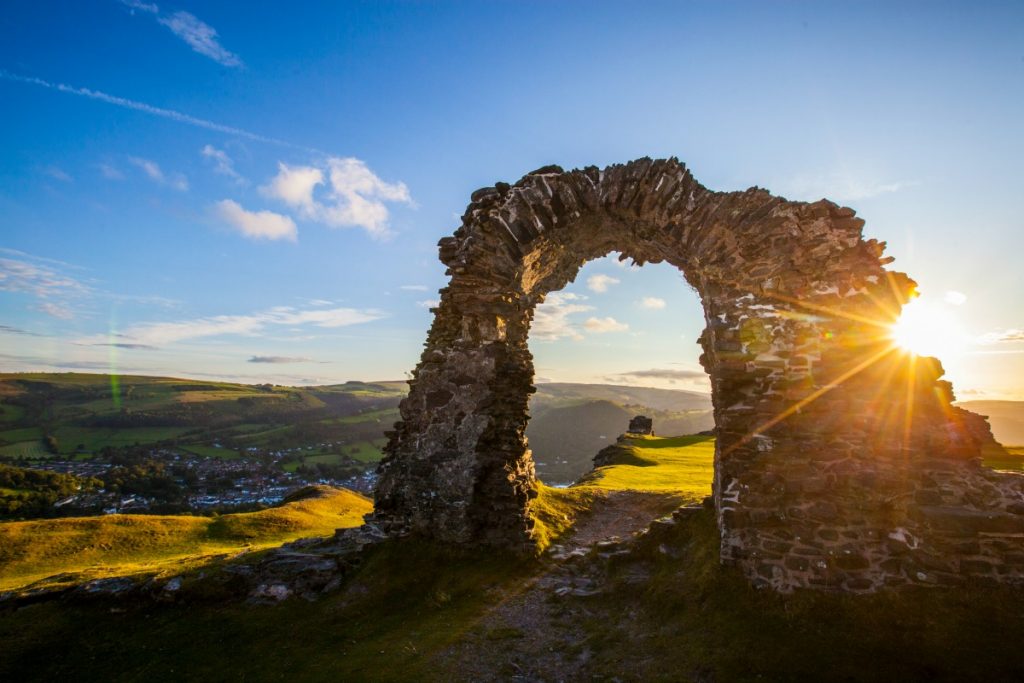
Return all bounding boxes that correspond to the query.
[0,373,405,462]
[0,485,371,593]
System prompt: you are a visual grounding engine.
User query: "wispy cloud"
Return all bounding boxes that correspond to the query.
[532,292,592,341]
[248,356,315,364]
[201,144,246,184]
[586,274,620,293]
[0,71,310,151]
[613,368,706,383]
[777,169,919,202]
[214,199,297,241]
[400,284,428,292]
[639,296,666,310]
[0,253,90,318]
[261,158,412,238]
[98,162,125,180]
[944,290,967,306]
[583,316,628,333]
[129,156,188,190]
[36,302,75,319]
[89,342,157,350]
[0,324,46,337]
[44,166,73,183]
[976,329,1024,345]
[119,0,158,14]
[158,11,243,68]
[119,2,242,68]
[416,299,439,309]
[78,304,385,348]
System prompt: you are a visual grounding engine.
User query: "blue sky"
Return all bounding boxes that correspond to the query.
[1,1,1022,398]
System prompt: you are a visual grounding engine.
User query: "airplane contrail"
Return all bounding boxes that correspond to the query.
[1,70,324,155]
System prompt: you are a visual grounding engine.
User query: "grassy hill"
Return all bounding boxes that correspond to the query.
[0,485,371,593]
[527,385,713,484]
[0,373,714,488]
[2,434,1024,681]
[0,373,404,462]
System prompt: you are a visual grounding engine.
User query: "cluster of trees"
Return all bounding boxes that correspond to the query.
[0,464,101,518]
[101,460,183,502]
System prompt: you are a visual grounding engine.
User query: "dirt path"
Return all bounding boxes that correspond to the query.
[434,490,681,682]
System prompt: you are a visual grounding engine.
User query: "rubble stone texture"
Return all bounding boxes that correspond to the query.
[627,416,654,435]
[373,158,1024,592]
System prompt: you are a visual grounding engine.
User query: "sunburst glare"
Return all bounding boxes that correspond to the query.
[890,296,967,359]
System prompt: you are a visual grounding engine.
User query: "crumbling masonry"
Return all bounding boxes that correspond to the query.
[373,158,1024,591]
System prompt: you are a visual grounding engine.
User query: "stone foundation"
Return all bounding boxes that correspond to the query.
[372,157,1024,591]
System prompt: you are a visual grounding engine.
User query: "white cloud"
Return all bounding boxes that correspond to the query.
[944,290,967,306]
[119,0,158,14]
[35,302,75,320]
[129,156,188,190]
[78,305,385,348]
[261,157,412,238]
[0,71,305,150]
[532,292,592,341]
[614,368,706,383]
[640,296,666,309]
[98,162,124,180]
[0,254,89,302]
[158,11,242,68]
[976,329,1024,345]
[778,170,919,202]
[587,274,620,293]
[44,166,72,182]
[214,199,297,242]
[400,284,428,291]
[201,144,245,184]
[262,162,323,211]
[248,356,314,364]
[416,299,440,309]
[584,316,629,333]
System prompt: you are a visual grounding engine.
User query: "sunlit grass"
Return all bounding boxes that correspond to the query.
[0,486,371,593]
[531,434,715,551]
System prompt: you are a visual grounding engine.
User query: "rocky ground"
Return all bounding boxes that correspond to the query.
[435,490,686,682]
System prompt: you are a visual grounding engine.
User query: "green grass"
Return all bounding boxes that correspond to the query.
[576,434,715,496]
[0,486,371,593]
[0,440,51,459]
[0,426,43,443]
[529,434,715,551]
[181,444,241,460]
[0,405,24,423]
[51,426,192,453]
[347,439,387,462]
[2,433,1024,680]
[332,407,400,425]
[983,445,1024,472]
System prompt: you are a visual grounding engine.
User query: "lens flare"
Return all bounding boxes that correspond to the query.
[890,298,966,359]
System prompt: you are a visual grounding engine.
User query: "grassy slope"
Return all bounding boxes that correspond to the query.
[2,436,1024,681]
[983,445,1024,471]
[0,486,371,592]
[531,435,714,550]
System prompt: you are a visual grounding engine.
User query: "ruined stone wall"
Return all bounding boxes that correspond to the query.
[373,157,1024,591]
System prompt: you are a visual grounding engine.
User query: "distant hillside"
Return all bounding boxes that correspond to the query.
[0,373,404,463]
[0,374,712,486]
[959,401,1024,446]
[526,397,714,485]
[532,382,711,412]
[0,485,370,593]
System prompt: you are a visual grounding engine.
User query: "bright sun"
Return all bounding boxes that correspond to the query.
[890,298,967,359]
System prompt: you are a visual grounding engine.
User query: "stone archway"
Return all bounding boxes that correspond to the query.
[373,158,1024,592]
